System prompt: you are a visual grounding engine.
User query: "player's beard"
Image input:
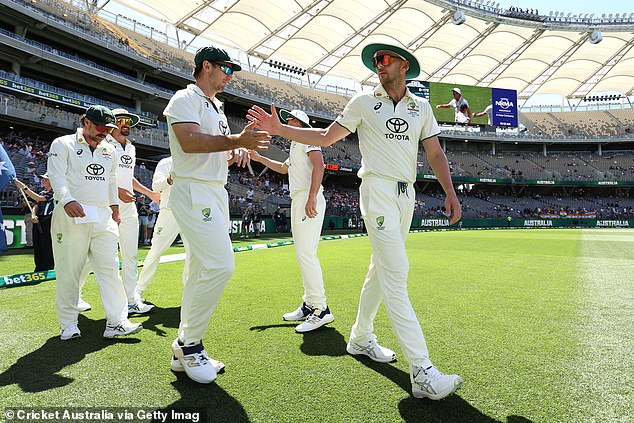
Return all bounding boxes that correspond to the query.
[120,127,130,137]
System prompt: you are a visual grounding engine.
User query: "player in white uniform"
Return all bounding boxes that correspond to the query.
[247,43,463,400]
[250,109,332,333]
[134,156,180,300]
[77,109,159,315]
[164,46,270,384]
[48,105,142,340]
[437,87,471,123]
[473,104,493,125]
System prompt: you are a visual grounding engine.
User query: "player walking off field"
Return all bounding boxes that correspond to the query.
[77,109,159,315]
[248,43,463,400]
[250,109,333,333]
[47,105,142,340]
[134,156,180,300]
[163,46,270,384]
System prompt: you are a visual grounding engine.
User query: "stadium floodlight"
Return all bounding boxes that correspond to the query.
[452,10,466,25]
[589,30,603,44]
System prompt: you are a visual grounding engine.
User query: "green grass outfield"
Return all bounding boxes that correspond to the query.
[0,229,632,422]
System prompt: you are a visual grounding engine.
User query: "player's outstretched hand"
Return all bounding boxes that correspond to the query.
[444,192,462,225]
[231,148,250,168]
[247,104,282,135]
[249,149,262,162]
[236,120,270,150]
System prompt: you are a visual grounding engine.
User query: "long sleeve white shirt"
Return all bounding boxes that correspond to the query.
[47,129,118,208]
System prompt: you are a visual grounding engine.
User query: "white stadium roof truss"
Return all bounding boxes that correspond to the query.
[120,0,634,102]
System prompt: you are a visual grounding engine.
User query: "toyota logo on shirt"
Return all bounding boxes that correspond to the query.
[385,118,410,140]
[85,163,106,181]
[386,118,409,133]
[120,154,134,169]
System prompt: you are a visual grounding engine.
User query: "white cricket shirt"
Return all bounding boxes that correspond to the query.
[107,135,136,191]
[163,84,231,183]
[449,97,469,122]
[152,156,173,209]
[284,141,322,198]
[335,85,440,183]
[47,128,118,207]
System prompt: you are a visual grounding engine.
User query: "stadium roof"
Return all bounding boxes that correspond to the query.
[115,0,634,101]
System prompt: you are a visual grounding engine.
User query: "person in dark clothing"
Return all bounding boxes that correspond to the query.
[14,174,56,271]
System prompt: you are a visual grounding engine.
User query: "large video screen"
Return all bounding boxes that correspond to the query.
[406,81,518,127]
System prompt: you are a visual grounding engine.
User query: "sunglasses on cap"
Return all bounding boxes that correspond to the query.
[116,117,133,125]
[372,54,404,68]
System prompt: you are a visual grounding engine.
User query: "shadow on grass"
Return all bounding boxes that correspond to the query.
[353,357,532,423]
[0,315,140,392]
[248,323,297,332]
[152,376,250,423]
[299,326,347,357]
[134,306,181,337]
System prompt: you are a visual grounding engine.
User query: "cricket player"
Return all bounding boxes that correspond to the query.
[164,46,270,384]
[134,156,179,300]
[473,104,493,125]
[77,109,159,315]
[436,87,471,123]
[250,109,332,333]
[48,105,142,340]
[247,43,463,400]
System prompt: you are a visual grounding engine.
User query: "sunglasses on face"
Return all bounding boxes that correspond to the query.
[116,117,133,125]
[214,63,234,75]
[372,54,404,68]
[94,124,114,134]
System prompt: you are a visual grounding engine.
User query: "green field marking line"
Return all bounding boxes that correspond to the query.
[0,233,368,289]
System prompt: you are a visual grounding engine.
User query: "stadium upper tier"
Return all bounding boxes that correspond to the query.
[2,0,634,147]
[105,0,634,101]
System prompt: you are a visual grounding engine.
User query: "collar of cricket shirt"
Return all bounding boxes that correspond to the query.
[373,84,417,104]
[188,83,223,111]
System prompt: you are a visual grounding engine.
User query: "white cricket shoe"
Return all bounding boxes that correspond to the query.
[295,306,334,333]
[60,323,81,341]
[282,302,314,321]
[171,354,225,374]
[171,339,217,384]
[346,338,396,363]
[103,319,143,338]
[127,299,155,316]
[411,365,463,400]
[77,298,92,312]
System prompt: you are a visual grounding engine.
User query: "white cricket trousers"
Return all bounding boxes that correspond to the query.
[136,208,180,294]
[117,202,140,302]
[290,189,327,309]
[51,206,128,329]
[350,177,432,369]
[170,180,234,345]
[78,202,139,303]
